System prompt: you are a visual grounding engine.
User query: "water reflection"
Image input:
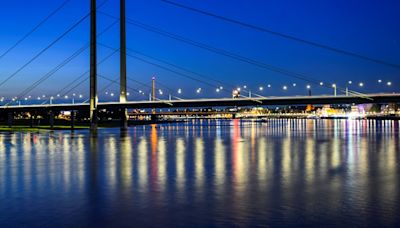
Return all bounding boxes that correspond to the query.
[0,119,399,227]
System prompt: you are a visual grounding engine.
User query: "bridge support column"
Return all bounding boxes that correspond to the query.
[7,112,13,128]
[49,111,55,129]
[30,113,34,128]
[120,109,128,130]
[71,111,75,130]
[150,114,158,122]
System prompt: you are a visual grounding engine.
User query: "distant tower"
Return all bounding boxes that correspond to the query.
[151,76,156,114]
[152,76,156,101]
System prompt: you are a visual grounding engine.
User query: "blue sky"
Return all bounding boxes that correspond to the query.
[0,0,399,100]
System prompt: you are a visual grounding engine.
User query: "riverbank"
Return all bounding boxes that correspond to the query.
[0,119,184,131]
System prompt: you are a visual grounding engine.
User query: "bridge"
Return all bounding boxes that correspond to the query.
[1,94,399,112]
[1,0,399,131]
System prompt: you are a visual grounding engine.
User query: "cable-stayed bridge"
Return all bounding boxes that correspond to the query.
[0,0,399,131]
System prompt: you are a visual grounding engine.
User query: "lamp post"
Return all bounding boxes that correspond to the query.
[306,85,311,96]
[346,81,352,96]
[332,84,337,97]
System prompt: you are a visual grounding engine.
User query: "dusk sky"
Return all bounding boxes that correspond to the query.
[0,0,399,100]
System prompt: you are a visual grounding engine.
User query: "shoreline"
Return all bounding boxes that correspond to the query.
[0,117,399,132]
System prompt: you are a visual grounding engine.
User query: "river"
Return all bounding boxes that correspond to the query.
[0,119,399,227]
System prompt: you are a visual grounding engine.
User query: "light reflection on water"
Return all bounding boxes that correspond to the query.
[0,119,399,227]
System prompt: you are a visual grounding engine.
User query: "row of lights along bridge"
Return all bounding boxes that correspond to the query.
[0,79,394,105]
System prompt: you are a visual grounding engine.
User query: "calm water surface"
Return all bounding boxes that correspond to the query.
[0,119,399,227]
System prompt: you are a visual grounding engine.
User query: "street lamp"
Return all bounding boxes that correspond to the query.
[332,84,337,96]
[346,81,352,96]
[387,81,392,86]
[259,86,263,91]
[320,82,324,86]
[306,85,311,96]
[283,86,288,91]
[359,82,364,87]
[378,79,382,83]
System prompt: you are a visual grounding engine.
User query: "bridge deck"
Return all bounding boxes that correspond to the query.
[0,94,399,112]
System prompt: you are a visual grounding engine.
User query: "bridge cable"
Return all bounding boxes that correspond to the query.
[13,20,119,103]
[160,0,400,69]
[100,43,274,102]
[0,13,90,89]
[124,16,370,99]
[0,0,111,90]
[99,43,222,88]
[125,47,267,99]
[0,0,72,61]
[98,12,366,97]
[47,49,120,103]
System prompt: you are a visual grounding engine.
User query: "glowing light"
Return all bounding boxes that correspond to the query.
[283,86,288,90]
[378,79,382,83]
[387,81,392,86]
[306,85,311,89]
[320,82,324,86]
[359,82,364,87]
[259,86,263,91]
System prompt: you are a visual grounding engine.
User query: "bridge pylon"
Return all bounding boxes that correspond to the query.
[89,0,98,131]
[120,0,128,130]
